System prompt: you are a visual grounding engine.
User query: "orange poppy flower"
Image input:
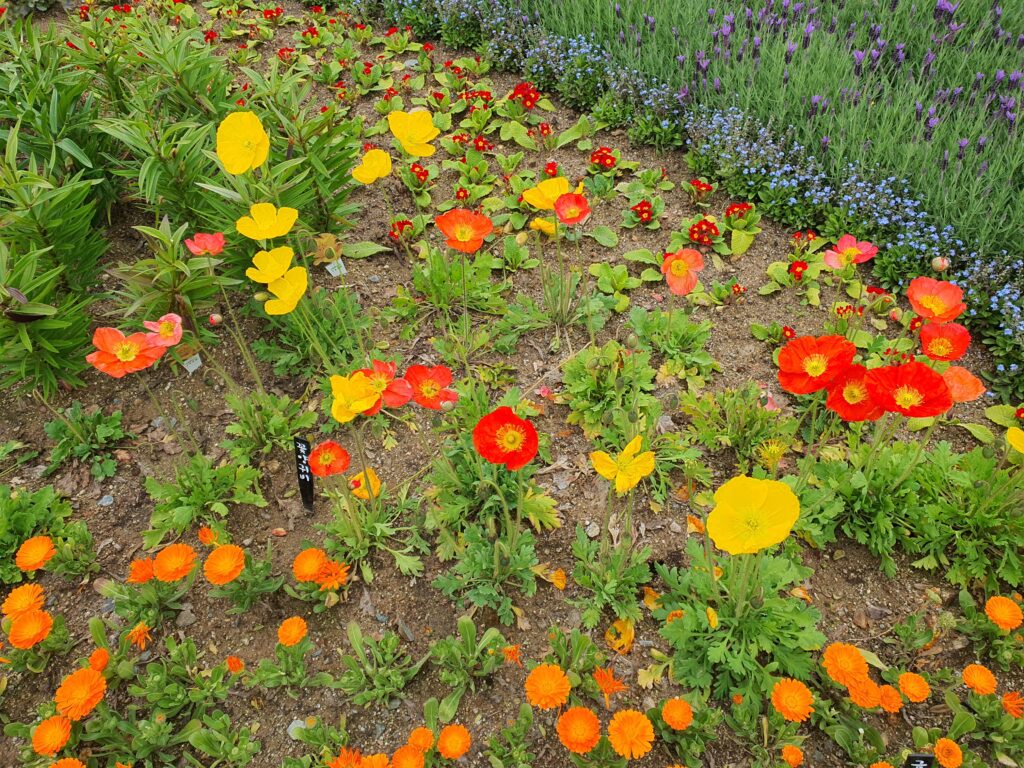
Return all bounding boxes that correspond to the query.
[781,745,804,767]
[1002,691,1024,718]
[661,248,705,296]
[822,643,868,687]
[392,744,425,768]
[607,709,654,760]
[435,209,494,253]
[292,548,328,583]
[556,707,601,755]
[553,193,591,226]
[662,697,694,730]
[309,441,351,478]
[55,667,107,721]
[8,609,53,649]
[153,543,197,582]
[771,678,814,722]
[126,558,155,584]
[2,583,45,618]
[777,335,855,395]
[407,726,434,752]
[226,655,245,674]
[405,364,458,410]
[472,406,539,471]
[89,647,109,672]
[502,644,522,666]
[933,737,963,768]
[437,724,471,760]
[986,596,1023,631]
[962,664,997,695]
[278,616,307,646]
[16,535,56,572]
[315,560,350,591]
[847,677,881,709]
[942,366,986,402]
[524,663,571,710]
[866,361,952,418]
[32,714,71,756]
[906,277,966,324]
[898,672,931,703]
[593,666,626,709]
[126,622,152,651]
[204,544,246,585]
[920,322,970,362]
[86,327,166,378]
[825,364,884,422]
[197,526,219,546]
[878,684,903,713]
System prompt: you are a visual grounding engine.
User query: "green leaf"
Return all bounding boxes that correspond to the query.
[731,229,755,256]
[906,417,935,431]
[343,241,390,259]
[985,404,1018,428]
[622,248,658,266]
[586,226,618,248]
[957,422,995,444]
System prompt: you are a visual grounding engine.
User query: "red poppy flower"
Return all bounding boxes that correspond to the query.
[865,361,953,418]
[661,249,704,296]
[184,232,225,256]
[435,209,494,253]
[920,322,970,361]
[472,406,538,471]
[356,360,413,416]
[553,193,591,226]
[777,335,856,395]
[405,364,458,410]
[825,364,883,422]
[906,277,966,324]
[86,327,166,378]
[309,441,350,477]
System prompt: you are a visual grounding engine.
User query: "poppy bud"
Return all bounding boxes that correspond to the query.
[889,308,902,322]
[440,398,455,412]
[515,231,529,246]
[253,292,270,301]
[209,313,223,325]
[931,256,950,272]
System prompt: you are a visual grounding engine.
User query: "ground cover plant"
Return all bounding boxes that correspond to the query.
[1,1,1023,768]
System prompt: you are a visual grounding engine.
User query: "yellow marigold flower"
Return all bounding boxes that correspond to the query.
[216,111,270,175]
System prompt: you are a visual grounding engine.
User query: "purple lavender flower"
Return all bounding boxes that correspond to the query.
[957,139,969,160]
[821,136,830,151]
[785,40,797,63]
[802,21,814,48]
[853,49,866,76]
[915,101,924,120]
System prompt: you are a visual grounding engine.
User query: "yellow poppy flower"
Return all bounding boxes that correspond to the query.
[329,372,379,423]
[590,436,656,495]
[263,267,307,316]
[529,217,557,237]
[245,246,293,284]
[349,467,382,499]
[236,202,298,240]
[216,111,270,175]
[522,178,586,211]
[1007,427,1024,454]
[705,475,799,555]
[387,110,440,157]
[352,149,393,185]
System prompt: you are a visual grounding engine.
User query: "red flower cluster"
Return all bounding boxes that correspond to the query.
[538,123,552,137]
[510,81,541,110]
[631,200,654,223]
[301,25,318,38]
[262,6,283,19]
[835,304,865,317]
[789,260,809,280]
[410,163,429,183]
[782,326,797,339]
[455,188,469,201]
[724,202,753,218]
[473,135,493,152]
[689,179,713,194]
[461,89,493,103]
[544,162,559,177]
[389,219,413,241]
[451,133,469,145]
[204,29,218,43]
[688,217,720,246]
[590,146,616,169]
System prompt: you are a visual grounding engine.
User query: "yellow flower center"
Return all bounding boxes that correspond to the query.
[158,321,175,338]
[318,450,335,466]
[495,424,525,453]
[928,338,953,357]
[919,294,947,315]
[454,224,474,242]
[842,381,868,404]
[840,247,861,265]
[115,342,140,362]
[802,354,828,377]
[564,205,581,219]
[670,260,690,277]
[419,381,440,399]
[894,385,924,409]
[368,372,388,394]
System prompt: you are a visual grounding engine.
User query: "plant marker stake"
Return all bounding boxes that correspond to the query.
[294,437,314,512]
[904,756,935,768]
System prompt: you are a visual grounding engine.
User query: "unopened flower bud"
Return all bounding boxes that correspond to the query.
[440,398,455,412]
[931,256,950,272]
[253,292,270,302]
[209,313,223,325]
[889,308,903,322]
[515,231,529,246]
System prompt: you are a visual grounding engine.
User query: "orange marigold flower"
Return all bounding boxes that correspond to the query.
[934,737,963,768]
[226,655,245,674]
[3,583,45,618]
[126,622,151,651]
[48,760,86,768]
[593,666,626,709]
[771,678,814,722]
[502,644,522,666]
[292,548,328,583]
[31,715,71,756]
[392,744,425,768]
[204,544,246,585]
[55,667,107,721]
[197,525,218,546]
[822,642,868,687]
[607,709,654,760]
[8,609,53,649]
[869,763,896,768]
[665,609,685,624]
[662,697,694,731]
[315,560,350,591]
[153,543,197,582]
[362,755,389,768]
[326,747,362,768]
[898,672,931,703]
[986,596,1023,631]
[847,677,881,709]
[1002,691,1024,719]
[89,647,109,672]
[962,663,997,695]
[437,723,471,760]
[126,558,155,584]
[407,726,434,752]
[732,693,744,705]
[781,745,804,767]
[878,684,903,713]
[16,535,56,572]
[524,663,571,710]
[278,616,307,647]
[556,706,601,755]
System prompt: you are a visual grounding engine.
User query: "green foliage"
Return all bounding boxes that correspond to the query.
[429,615,506,712]
[570,526,651,629]
[222,391,316,464]
[958,589,1024,672]
[542,626,605,699]
[627,307,718,390]
[0,484,73,584]
[129,636,233,721]
[144,453,267,548]
[336,621,425,706]
[44,402,131,480]
[485,702,535,768]
[412,246,508,316]
[187,712,261,768]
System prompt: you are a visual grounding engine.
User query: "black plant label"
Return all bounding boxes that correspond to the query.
[294,438,314,512]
